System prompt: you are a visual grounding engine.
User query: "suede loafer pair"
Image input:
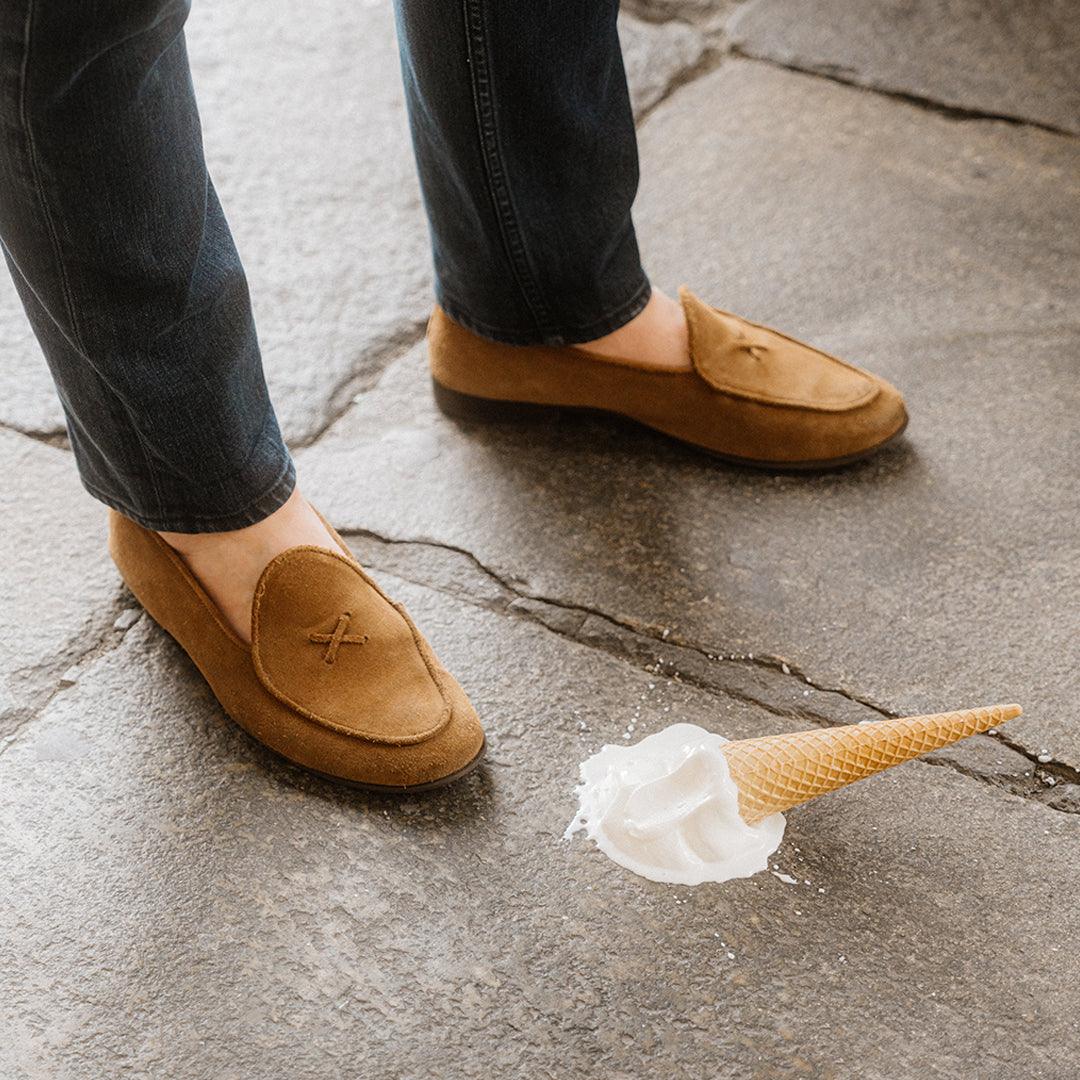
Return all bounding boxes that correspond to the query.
[429,287,908,469]
[111,289,905,792]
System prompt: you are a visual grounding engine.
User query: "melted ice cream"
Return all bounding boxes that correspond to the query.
[566,723,785,885]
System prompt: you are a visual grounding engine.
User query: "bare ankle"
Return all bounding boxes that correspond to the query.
[156,488,337,643]
[577,288,690,371]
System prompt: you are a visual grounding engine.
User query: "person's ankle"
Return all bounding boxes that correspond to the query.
[157,487,337,642]
[576,287,691,371]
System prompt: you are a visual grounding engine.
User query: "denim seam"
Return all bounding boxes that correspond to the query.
[17,0,166,522]
[461,0,552,335]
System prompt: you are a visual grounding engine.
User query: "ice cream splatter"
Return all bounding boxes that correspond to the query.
[565,724,785,886]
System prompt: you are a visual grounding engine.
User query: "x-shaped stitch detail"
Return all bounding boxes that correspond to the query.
[309,611,368,664]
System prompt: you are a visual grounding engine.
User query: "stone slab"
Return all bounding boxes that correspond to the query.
[0,430,123,736]
[0,3,703,445]
[298,61,1080,768]
[729,0,1080,134]
[1,571,1076,1079]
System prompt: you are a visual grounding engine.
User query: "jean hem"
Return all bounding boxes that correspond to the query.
[81,455,297,534]
[435,276,652,347]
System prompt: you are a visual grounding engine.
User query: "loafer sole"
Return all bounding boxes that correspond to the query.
[432,377,908,472]
[299,735,487,793]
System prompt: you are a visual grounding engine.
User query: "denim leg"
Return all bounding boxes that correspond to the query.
[0,0,295,533]
[394,0,651,347]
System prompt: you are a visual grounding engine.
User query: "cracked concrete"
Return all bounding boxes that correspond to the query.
[0,430,124,741]
[339,528,1068,813]
[728,0,1080,135]
[3,575,1079,1079]
[730,47,1079,136]
[3,1,1078,1076]
[300,58,1080,773]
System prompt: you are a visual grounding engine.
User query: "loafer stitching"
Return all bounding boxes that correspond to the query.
[308,610,369,665]
[249,546,454,746]
[683,293,880,411]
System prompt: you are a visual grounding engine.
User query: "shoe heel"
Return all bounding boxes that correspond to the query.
[431,378,556,424]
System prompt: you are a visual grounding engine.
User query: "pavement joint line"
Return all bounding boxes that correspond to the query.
[989,729,1080,789]
[633,42,727,128]
[619,6,1078,139]
[0,589,135,758]
[728,47,1079,139]
[0,420,68,450]
[339,527,1078,814]
[288,319,428,449]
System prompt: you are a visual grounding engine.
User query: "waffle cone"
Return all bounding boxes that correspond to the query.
[721,704,1022,825]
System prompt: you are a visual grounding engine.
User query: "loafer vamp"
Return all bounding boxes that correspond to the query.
[681,287,878,412]
[251,545,451,745]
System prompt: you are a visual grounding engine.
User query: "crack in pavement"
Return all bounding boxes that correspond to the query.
[288,320,428,449]
[339,528,1077,814]
[728,47,1077,138]
[0,591,139,759]
[633,44,725,128]
[990,728,1080,790]
[1,420,68,450]
[613,8,1078,140]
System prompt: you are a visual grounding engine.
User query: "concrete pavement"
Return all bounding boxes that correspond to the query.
[3,1,1078,1076]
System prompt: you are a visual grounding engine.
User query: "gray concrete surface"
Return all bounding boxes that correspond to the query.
[729,0,1080,135]
[0,432,120,737]
[300,60,1080,772]
[3,1,1078,1077]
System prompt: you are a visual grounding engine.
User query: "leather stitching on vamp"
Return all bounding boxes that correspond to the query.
[250,546,452,744]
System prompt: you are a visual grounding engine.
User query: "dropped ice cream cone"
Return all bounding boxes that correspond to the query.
[721,704,1022,825]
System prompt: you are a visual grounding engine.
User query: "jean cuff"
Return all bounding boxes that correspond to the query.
[82,453,297,534]
[436,275,652,347]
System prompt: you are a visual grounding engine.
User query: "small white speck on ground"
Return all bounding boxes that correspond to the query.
[113,608,141,630]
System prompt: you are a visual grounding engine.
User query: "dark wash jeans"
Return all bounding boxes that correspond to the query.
[0,0,648,532]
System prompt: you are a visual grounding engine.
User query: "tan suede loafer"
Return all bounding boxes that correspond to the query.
[429,286,908,469]
[108,510,486,791]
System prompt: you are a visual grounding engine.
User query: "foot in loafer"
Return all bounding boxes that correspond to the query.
[158,488,339,644]
[430,285,908,469]
[110,489,485,791]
